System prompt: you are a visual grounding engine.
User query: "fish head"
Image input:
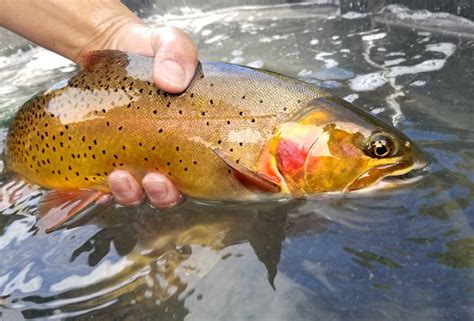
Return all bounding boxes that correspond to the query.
[266,97,428,195]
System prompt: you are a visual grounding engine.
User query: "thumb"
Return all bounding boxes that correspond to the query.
[150,27,198,93]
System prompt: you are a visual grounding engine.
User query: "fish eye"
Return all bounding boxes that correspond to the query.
[366,133,396,158]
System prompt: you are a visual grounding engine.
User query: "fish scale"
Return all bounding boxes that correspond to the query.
[5,50,329,201]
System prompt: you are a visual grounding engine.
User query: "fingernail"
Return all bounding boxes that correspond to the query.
[109,172,133,199]
[144,180,169,200]
[157,59,186,87]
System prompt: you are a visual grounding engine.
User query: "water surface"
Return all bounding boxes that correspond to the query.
[0,2,473,320]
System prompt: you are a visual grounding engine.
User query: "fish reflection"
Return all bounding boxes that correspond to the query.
[6,200,327,319]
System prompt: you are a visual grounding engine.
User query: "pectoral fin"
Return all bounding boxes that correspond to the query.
[213,148,281,194]
[37,189,108,233]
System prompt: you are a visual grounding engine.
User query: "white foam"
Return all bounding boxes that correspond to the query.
[410,80,426,87]
[259,37,272,43]
[203,34,229,44]
[246,60,264,68]
[387,59,446,77]
[425,42,456,57]
[201,29,212,36]
[386,51,406,57]
[341,11,368,19]
[349,72,387,91]
[384,58,406,66]
[230,56,245,64]
[343,93,359,103]
[315,52,339,69]
[297,69,313,77]
[362,32,386,41]
[231,49,243,56]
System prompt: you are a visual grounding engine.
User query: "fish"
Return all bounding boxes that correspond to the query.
[2,50,427,231]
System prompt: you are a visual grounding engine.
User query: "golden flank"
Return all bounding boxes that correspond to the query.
[3,50,427,230]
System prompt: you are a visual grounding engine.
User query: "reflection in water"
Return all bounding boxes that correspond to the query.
[1,200,327,319]
[430,237,474,269]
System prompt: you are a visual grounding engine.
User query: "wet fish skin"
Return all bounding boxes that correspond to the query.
[4,50,426,203]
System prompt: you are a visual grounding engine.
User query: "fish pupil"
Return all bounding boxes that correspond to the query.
[375,144,388,156]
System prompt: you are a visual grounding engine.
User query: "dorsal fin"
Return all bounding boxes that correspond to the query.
[213,148,281,194]
[78,50,128,71]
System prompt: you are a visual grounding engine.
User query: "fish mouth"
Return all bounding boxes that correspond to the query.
[348,160,429,192]
[381,162,429,183]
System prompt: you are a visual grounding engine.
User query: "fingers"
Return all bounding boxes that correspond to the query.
[142,172,182,208]
[108,170,182,208]
[108,170,144,206]
[150,27,198,93]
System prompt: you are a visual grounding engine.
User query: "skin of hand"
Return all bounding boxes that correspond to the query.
[0,0,198,208]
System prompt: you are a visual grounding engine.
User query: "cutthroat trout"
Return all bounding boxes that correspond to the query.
[3,50,427,230]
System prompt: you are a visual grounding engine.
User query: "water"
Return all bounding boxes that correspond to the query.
[0,2,473,320]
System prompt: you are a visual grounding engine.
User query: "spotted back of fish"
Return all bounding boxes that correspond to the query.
[5,50,329,200]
